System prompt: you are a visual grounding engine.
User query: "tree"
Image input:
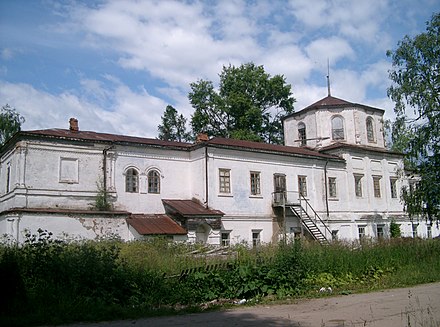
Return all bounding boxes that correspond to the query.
[189,63,295,144]
[387,12,440,220]
[157,105,191,142]
[0,104,25,146]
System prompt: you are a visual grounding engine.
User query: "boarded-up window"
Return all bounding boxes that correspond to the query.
[59,158,79,183]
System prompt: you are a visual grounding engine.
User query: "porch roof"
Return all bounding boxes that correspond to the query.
[162,199,224,218]
[127,214,187,235]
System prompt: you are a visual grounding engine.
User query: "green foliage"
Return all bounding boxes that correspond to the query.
[387,12,440,219]
[189,62,295,144]
[2,234,440,326]
[390,220,401,238]
[0,104,25,146]
[158,105,191,142]
[94,180,112,211]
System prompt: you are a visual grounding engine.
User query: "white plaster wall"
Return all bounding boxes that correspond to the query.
[1,214,129,243]
[284,106,385,149]
[205,147,336,217]
[110,146,193,213]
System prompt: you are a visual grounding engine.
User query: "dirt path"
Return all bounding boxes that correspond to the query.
[65,282,440,327]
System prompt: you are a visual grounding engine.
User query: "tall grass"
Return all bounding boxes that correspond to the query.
[1,231,440,326]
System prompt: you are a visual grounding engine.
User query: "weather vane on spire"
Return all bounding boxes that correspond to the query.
[327,58,331,97]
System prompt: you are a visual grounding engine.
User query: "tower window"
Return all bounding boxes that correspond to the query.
[366,117,375,142]
[331,116,345,140]
[298,122,306,146]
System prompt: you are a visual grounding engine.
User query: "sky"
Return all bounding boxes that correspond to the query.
[0,0,439,139]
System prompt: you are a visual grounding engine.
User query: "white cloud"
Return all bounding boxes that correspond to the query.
[1,48,14,60]
[288,0,389,46]
[0,80,168,138]
[305,37,355,65]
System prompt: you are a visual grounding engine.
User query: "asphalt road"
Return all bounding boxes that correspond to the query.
[64,282,440,327]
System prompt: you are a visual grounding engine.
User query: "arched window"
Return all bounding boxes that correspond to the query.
[298,122,306,146]
[366,117,375,142]
[331,116,345,140]
[148,170,160,194]
[125,168,139,193]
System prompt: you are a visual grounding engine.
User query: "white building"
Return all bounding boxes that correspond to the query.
[0,95,437,244]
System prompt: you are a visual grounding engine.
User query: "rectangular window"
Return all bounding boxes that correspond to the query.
[373,176,381,198]
[331,230,339,240]
[358,226,366,240]
[252,230,261,248]
[298,175,307,197]
[221,232,231,246]
[427,225,432,239]
[219,169,231,193]
[354,174,363,197]
[390,178,397,198]
[377,225,384,239]
[250,171,261,196]
[328,177,337,198]
[6,163,11,193]
[412,224,418,238]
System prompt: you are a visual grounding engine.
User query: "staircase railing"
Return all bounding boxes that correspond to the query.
[272,191,332,242]
[297,193,332,242]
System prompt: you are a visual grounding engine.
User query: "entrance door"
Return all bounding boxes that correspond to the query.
[273,174,286,203]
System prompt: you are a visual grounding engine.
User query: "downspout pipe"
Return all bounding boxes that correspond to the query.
[205,145,209,208]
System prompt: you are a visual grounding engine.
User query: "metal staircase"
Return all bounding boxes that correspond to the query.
[288,203,330,245]
[272,192,332,245]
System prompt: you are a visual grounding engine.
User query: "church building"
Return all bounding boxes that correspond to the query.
[0,95,437,244]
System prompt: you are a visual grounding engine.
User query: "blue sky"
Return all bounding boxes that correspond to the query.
[1,0,438,138]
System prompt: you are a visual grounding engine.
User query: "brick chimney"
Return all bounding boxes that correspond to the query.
[69,118,79,132]
[196,132,209,143]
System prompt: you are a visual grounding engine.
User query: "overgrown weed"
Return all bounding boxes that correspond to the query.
[1,232,440,326]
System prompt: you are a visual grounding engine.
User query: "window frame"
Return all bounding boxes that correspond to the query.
[6,162,11,193]
[412,224,418,238]
[376,224,385,239]
[390,178,398,199]
[298,122,307,146]
[328,177,337,198]
[373,176,382,198]
[221,231,231,246]
[358,226,366,240]
[331,115,345,140]
[366,117,375,142]
[250,171,261,196]
[147,169,161,194]
[125,168,139,193]
[354,174,363,198]
[219,168,231,194]
[252,230,261,248]
[298,175,307,197]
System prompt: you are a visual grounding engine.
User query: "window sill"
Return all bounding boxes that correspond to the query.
[328,198,339,201]
[218,194,233,198]
[249,195,263,199]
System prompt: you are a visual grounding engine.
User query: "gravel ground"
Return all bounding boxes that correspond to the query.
[60,282,440,327]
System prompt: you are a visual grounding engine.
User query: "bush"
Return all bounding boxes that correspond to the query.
[1,232,440,326]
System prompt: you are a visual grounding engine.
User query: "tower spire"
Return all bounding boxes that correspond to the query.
[326,58,331,97]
